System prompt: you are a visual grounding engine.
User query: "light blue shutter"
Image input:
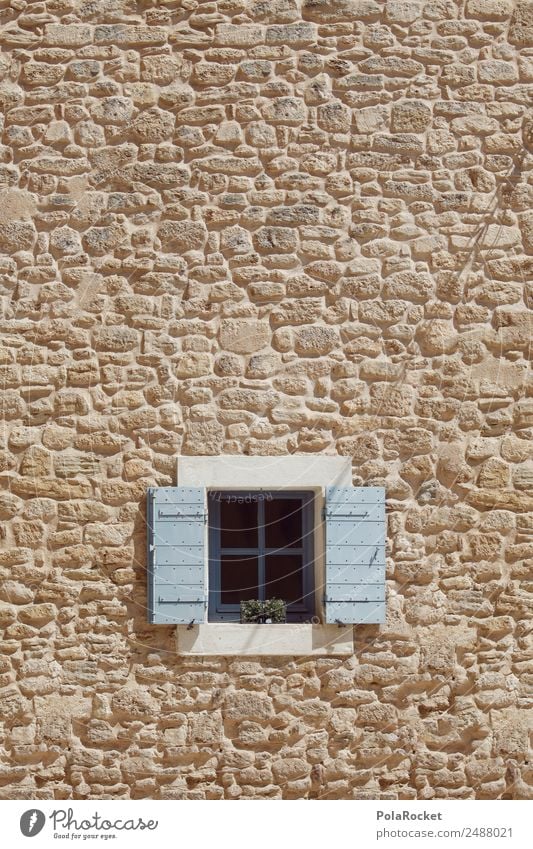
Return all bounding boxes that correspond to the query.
[147,487,206,625]
[324,487,386,624]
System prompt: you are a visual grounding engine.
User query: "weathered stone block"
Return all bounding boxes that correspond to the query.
[254,227,298,253]
[272,299,323,326]
[94,25,167,46]
[132,108,174,143]
[18,604,57,627]
[0,221,36,252]
[0,581,34,605]
[266,23,316,44]
[174,353,212,378]
[262,98,307,125]
[223,691,274,720]
[508,2,533,45]
[0,391,25,419]
[337,434,380,460]
[357,702,397,726]
[417,321,458,356]
[370,384,413,417]
[90,97,134,126]
[83,224,126,255]
[317,101,351,132]
[183,421,224,455]
[219,319,270,354]
[303,0,380,21]
[188,712,223,744]
[382,271,432,302]
[111,687,160,720]
[158,220,207,251]
[74,432,127,454]
[478,61,518,83]
[85,523,131,547]
[219,389,279,413]
[50,226,82,255]
[141,55,181,85]
[191,63,235,86]
[391,101,431,133]
[519,211,533,253]
[215,24,264,47]
[295,326,339,355]
[22,63,65,86]
[44,24,92,47]
[466,0,514,17]
[93,327,138,352]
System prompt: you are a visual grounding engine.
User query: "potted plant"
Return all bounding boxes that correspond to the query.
[240,598,287,624]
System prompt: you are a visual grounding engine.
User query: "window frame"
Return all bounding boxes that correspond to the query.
[207,489,315,623]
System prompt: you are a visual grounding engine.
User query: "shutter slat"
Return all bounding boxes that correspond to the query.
[325,486,386,625]
[147,486,206,625]
[155,565,204,583]
[326,522,385,546]
[327,486,385,504]
[157,548,204,568]
[328,564,385,584]
[327,601,386,623]
[327,545,386,566]
[154,488,204,504]
[152,524,204,547]
[327,584,385,602]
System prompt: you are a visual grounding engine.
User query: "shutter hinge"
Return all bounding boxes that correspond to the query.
[157,509,206,519]
[158,596,205,604]
[327,597,373,603]
[323,509,369,520]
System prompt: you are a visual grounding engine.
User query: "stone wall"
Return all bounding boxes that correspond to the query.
[0,0,532,799]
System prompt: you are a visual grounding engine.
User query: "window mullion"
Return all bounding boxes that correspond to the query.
[220,548,259,556]
[264,548,303,556]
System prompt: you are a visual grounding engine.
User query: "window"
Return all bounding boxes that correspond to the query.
[208,490,315,622]
[146,458,386,649]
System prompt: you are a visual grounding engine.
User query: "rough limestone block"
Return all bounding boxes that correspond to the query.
[219,319,270,353]
[44,25,93,47]
[509,3,533,45]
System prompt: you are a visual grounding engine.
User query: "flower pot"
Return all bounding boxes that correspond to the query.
[240,599,287,624]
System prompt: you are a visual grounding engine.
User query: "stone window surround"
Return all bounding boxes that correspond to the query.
[175,455,354,656]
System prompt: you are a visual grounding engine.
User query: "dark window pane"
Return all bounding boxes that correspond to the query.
[221,556,259,605]
[265,498,303,549]
[219,497,258,548]
[265,555,303,605]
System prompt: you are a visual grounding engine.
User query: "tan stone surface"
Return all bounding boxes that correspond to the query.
[0,0,531,802]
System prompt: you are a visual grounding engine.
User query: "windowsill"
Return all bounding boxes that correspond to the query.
[175,623,354,656]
